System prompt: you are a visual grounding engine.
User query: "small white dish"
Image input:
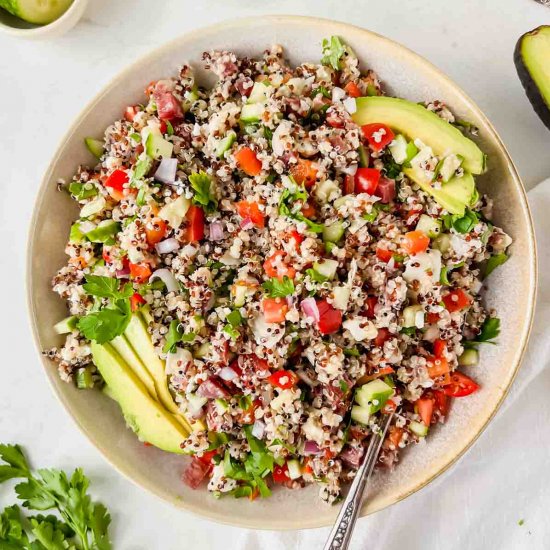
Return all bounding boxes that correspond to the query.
[0,0,88,39]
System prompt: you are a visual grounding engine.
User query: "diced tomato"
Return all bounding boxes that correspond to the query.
[374,328,391,347]
[102,248,113,263]
[129,262,152,284]
[316,299,343,335]
[433,339,447,358]
[402,230,430,255]
[236,200,265,228]
[442,289,471,313]
[273,463,291,484]
[301,202,316,219]
[159,120,167,134]
[427,312,441,324]
[263,251,296,280]
[124,105,140,122]
[302,458,314,475]
[182,205,205,242]
[416,397,434,426]
[235,147,262,176]
[197,450,218,466]
[268,370,299,390]
[343,175,355,195]
[443,371,479,397]
[361,123,395,152]
[290,158,318,188]
[365,296,378,318]
[433,389,450,417]
[130,292,146,312]
[388,426,404,448]
[104,169,129,192]
[284,230,304,252]
[145,217,168,246]
[354,167,381,195]
[356,365,395,385]
[426,355,450,379]
[145,81,157,96]
[237,397,261,424]
[344,81,362,98]
[262,297,288,323]
[376,177,396,203]
[376,247,394,263]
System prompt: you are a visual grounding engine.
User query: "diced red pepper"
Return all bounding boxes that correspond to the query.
[402,230,430,255]
[376,247,394,263]
[290,158,318,188]
[344,81,362,98]
[361,123,395,152]
[301,202,316,219]
[235,147,262,176]
[374,328,391,347]
[262,297,288,323]
[268,370,299,390]
[273,463,291,484]
[182,205,205,242]
[263,250,296,280]
[415,397,434,426]
[129,262,152,284]
[284,230,304,252]
[130,292,146,312]
[354,167,381,195]
[433,338,447,358]
[316,299,343,335]
[104,169,129,192]
[442,289,471,313]
[145,217,168,246]
[237,200,265,228]
[426,355,450,379]
[365,296,378,319]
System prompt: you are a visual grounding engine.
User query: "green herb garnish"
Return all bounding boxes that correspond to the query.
[464,317,501,349]
[262,276,295,298]
[163,320,195,353]
[484,253,508,278]
[321,36,347,70]
[68,181,98,201]
[189,171,218,213]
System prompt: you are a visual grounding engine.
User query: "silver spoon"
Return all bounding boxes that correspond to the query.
[323,413,394,550]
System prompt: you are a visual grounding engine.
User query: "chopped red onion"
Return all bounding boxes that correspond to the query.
[219,366,239,381]
[209,221,225,241]
[154,158,178,184]
[301,297,320,322]
[155,237,180,255]
[304,441,322,455]
[115,267,130,279]
[251,420,266,439]
[343,97,357,114]
[240,217,254,230]
[150,268,179,293]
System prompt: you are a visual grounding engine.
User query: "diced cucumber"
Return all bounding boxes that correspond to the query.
[433,233,452,253]
[333,286,351,311]
[322,221,345,243]
[80,195,106,218]
[458,349,479,366]
[85,220,121,244]
[215,398,229,413]
[404,141,419,166]
[69,222,85,243]
[287,459,302,480]
[333,195,353,209]
[438,154,464,183]
[402,304,424,328]
[410,421,429,437]
[54,315,78,334]
[141,305,153,325]
[416,214,442,238]
[158,195,191,229]
[85,137,104,159]
[358,145,369,167]
[240,103,264,123]
[187,393,207,414]
[315,179,340,203]
[215,130,237,158]
[146,132,173,159]
[0,0,73,24]
[313,259,339,280]
[248,81,272,103]
[389,134,408,164]
[76,367,94,390]
[355,379,394,414]
[351,405,371,425]
[182,90,199,111]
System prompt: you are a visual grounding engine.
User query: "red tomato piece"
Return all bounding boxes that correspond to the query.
[326,109,345,128]
[402,230,430,255]
[130,292,146,312]
[104,169,129,192]
[237,200,265,228]
[124,105,140,122]
[426,355,450,379]
[374,328,391,347]
[365,296,378,319]
[182,205,205,242]
[290,158,318,188]
[376,247,394,263]
[262,298,288,323]
[300,202,316,219]
[427,312,441,324]
[129,262,152,284]
[443,372,479,397]
[442,289,471,313]
[316,299,343,335]
[263,251,296,280]
[433,338,447,358]
[145,217,168,246]
[344,81,362,98]
[433,389,450,417]
[235,147,262,176]
[361,123,395,152]
[197,450,218,466]
[273,463,291,484]
[285,230,304,252]
[354,167,381,195]
[268,370,299,390]
[416,397,434,426]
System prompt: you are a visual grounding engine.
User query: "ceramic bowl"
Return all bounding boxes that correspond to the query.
[27,16,537,529]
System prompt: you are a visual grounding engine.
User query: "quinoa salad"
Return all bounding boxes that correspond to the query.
[47,37,511,503]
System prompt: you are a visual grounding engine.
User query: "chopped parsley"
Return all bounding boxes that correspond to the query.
[278,185,323,233]
[440,262,465,285]
[311,86,331,99]
[464,317,501,349]
[321,35,347,71]
[189,171,218,213]
[262,276,295,298]
[68,181,98,201]
[163,320,195,353]
[305,268,328,284]
[484,253,508,278]
[165,120,174,136]
[132,155,153,184]
[223,324,240,341]
[226,309,244,327]
[443,210,479,234]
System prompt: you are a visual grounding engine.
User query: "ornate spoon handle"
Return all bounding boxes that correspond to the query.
[323,413,393,550]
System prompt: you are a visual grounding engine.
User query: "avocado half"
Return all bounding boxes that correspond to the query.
[515,25,550,130]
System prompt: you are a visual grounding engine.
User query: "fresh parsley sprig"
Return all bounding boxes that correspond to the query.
[321,36,347,71]
[0,444,112,550]
[278,184,323,233]
[464,317,501,349]
[189,171,218,213]
[262,277,295,298]
[163,320,196,354]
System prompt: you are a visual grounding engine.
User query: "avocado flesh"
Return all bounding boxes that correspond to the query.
[111,335,158,400]
[404,167,475,216]
[515,25,550,130]
[124,313,193,433]
[352,97,486,174]
[0,0,74,24]
[91,342,188,453]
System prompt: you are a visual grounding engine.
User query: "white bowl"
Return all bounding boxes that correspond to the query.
[27,16,537,529]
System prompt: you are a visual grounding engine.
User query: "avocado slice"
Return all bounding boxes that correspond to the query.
[111,335,158,400]
[404,166,476,216]
[352,97,486,174]
[0,0,73,24]
[91,342,188,453]
[124,313,193,433]
[515,25,550,130]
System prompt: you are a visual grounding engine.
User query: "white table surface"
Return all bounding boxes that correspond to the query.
[1,1,550,549]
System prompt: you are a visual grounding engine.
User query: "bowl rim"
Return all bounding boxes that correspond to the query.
[26,14,537,530]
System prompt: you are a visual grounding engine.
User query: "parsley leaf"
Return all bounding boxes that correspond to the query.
[343,347,360,357]
[321,36,347,71]
[189,171,218,213]
[77,305,131,345]
[305,268,328,283]
[464,317,501,348]
[163,320,195,353]
[440,262,465,285]
[226,310,243,328]
[278,185,323,233]
[443,210,479,234]
[0,444,30,485]
[484,253,508,278]
[311,86,331,99]
[223,324,240,341]
[132,155,153,184]
[262,277,295,298]
[68,181,98,201]
[81,276,132,300]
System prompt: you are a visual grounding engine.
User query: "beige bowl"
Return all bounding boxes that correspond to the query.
[27,16,537,529]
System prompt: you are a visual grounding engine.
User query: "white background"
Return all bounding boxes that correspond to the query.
[1,1,550,549]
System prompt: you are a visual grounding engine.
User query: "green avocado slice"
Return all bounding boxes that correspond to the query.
[352,96,486,174]
[90,342,188,453]
[0,0,73,24]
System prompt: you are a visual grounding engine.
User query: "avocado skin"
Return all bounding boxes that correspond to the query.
[514,25,550,131]
[91,342,188,454]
